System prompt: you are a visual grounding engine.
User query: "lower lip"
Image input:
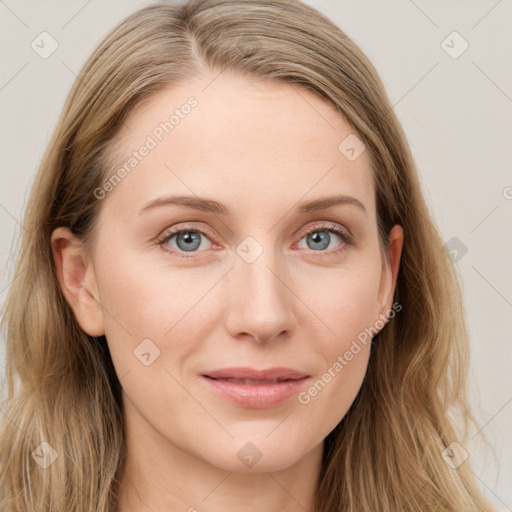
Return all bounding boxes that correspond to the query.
[201,376,310,408]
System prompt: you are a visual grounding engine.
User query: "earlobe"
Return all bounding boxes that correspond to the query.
[51,227,105,337]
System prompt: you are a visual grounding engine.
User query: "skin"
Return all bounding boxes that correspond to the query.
[51,71,403,512]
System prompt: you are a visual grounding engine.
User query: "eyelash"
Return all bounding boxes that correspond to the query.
[156,222,353,260]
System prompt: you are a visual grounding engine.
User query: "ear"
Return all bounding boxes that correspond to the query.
[376,224,404,319]
[51,227,105,337]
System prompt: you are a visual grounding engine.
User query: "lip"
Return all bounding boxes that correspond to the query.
[204,367,309,381]
[201,367,310,408]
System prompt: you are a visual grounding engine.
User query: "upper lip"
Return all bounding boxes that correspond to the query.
[203,367,309,381]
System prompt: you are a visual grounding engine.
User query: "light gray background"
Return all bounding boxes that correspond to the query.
[1,0,511,508]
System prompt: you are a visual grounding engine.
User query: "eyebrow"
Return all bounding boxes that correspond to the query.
[137,194,367,217]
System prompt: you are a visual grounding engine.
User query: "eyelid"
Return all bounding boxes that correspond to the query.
[157,222,215,240]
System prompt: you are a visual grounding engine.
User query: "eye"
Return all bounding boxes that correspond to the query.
[156,224,215,259]
[296,222,353,255]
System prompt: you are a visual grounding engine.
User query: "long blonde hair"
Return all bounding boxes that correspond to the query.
[0,1,495,510]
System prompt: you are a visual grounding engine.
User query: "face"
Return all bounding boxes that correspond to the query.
[53,71,402,475]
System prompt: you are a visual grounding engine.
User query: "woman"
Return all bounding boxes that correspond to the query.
[0,0,496,510]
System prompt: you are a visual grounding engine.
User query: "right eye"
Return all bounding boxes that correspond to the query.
[156,225,216,259]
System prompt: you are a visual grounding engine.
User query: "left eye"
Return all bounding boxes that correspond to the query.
[297,227,348,252]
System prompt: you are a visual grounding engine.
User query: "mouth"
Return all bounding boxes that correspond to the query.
[201,367,310,408]
[203,367,309,381]
[204,377,301,384]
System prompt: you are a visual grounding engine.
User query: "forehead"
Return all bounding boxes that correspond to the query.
[101,71,375,221]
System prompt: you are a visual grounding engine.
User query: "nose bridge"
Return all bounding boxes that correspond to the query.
[225,239,296,343]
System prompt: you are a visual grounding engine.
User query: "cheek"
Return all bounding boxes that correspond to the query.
[93,255,211,428]
[297,343,371,445]
[296,297,374,440]
[305,261,383,348]
[294,263,381,426]
[93,249,219,375]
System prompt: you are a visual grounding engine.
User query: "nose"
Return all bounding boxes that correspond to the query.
[224,248,297,345]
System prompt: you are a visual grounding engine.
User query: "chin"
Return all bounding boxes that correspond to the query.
[196,433,319,474]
